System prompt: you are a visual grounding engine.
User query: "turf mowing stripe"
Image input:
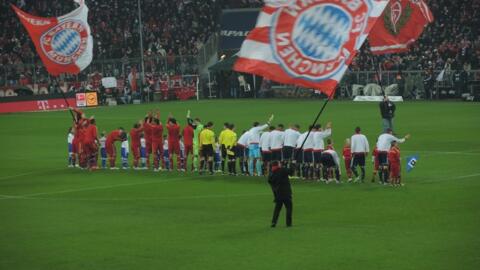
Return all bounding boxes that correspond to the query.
[0,174,216,200]
[20,177,191,197]
[0,169,65,181]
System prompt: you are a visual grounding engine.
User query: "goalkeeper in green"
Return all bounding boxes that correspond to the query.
[187,110,204,172]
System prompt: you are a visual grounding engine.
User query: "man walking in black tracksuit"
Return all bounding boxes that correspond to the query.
[268,161,293,228]
[379,95,396,132]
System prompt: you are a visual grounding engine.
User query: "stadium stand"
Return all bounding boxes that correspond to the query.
[0,0,479,99]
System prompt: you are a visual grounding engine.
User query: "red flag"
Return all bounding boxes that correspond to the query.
[234,0,389,96]
[369,0,433,55]
[11,0,93,76]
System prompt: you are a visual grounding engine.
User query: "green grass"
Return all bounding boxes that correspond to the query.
[0,99,479,270]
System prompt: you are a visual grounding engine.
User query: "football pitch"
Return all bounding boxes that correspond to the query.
[0,99,479,270]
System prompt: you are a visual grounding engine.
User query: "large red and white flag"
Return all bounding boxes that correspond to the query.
[12,0,93,76]
[369,0,433,55]
[234,0,389,96]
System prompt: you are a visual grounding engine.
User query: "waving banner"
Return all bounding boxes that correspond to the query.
[11,0,93,76]
[369,0,433,55]
[234,0,389,96]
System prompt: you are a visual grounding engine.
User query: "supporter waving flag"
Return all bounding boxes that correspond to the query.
[234,0,389,96]
[11,0,93,76]
[369,0,434,55]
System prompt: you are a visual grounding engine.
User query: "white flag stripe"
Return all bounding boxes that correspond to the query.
[238,39,276,64]
[436,69,445,81]
[370,43,411,52]
[256,11,273,27]
[370,0,389,16]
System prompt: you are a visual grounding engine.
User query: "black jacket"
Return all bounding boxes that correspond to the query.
[379,100,396,119]
[268,168,293,201]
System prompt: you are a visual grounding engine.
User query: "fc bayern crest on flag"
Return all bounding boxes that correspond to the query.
[11,0,93,76]
[41,20,89,65]
[270,0,370,81]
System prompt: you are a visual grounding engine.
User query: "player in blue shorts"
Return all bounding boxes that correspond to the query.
[140,134,147,169]
[67,127,75,167]
[121,136,129,169]
[179,136,186,172]
[214,140,222,173]
[99,132,107,169]
[163,135,170,170]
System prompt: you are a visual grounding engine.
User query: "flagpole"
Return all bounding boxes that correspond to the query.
[296,90,335,158]
[60,89,76,121]
[137,0,147,102]
[371,55,385,96]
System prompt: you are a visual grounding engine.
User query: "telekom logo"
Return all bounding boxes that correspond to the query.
[37,100,49,110]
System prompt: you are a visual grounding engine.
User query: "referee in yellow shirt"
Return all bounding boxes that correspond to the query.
[199,121,215,175]
[222,124,238,175]
[218,122,230,173]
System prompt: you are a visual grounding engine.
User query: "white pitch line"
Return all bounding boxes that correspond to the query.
[419,172,480,184]
[455,173,480,179]
[1,173,479,202]
[403,150,480,156]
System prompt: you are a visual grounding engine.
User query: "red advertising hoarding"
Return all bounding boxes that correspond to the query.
[0,98,76,114]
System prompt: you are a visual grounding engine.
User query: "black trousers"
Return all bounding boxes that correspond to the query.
[272,198,293,226]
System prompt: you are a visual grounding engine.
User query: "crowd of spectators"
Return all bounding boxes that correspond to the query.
[0,0,479,93]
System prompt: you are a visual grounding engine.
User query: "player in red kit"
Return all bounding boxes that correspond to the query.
[342,138,352,181]
[71,108,89,168]
[70,107,89,168]
[84,117,99,169]
[106,128,125,169]
[76,119,88,168]
[143,112,154,168]
[388,141,402,186]
[371,145,380,183]
[167,113,181,171]
[130,121,144,169]
[149,114,164,172]
[183,123,194,171]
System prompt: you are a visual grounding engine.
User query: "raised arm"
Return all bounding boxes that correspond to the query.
[392,133,410,144]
